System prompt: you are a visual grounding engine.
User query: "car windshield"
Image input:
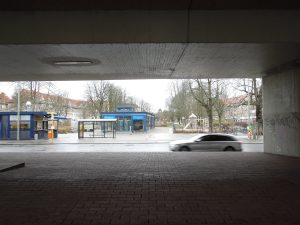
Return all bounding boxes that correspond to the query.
[189,134,204,142]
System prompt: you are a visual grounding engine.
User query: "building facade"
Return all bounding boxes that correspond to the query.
[224,95,256,123]
[101,106,155,132]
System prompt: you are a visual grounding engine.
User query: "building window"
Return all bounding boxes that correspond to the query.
[9,115,31,130]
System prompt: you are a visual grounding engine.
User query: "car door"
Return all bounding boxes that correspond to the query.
[190,135,217,151]
[213,135,227,151]
[188,137,206,151]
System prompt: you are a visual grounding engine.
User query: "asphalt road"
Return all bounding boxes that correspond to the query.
[0,143,263,152]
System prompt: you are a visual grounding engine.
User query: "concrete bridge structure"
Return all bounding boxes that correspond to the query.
[0,0,299,157]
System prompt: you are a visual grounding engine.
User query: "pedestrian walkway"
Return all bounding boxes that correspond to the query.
[0,127,263,145]
[0,152,299,225]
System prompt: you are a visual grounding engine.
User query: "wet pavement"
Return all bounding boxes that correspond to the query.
[0,152,299,225]
[0,143,263,152]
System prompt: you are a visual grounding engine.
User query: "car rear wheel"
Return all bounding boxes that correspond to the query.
[224,146,235,151]
[179,146,191,152]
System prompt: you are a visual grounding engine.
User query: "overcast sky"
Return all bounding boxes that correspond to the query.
[0,79,250,113]
[0,80,171,112]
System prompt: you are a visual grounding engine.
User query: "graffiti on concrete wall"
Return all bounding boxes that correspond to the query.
[264,112,300,154]
[264,112,300,130]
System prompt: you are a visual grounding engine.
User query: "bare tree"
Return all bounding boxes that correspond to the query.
[234,78,263,136]
[12,81,55,111]
[253,79,263,135]
[155,108,172,126]
[107,84,126,111]
[26,81,55,110]
[49,91,70,116]
[189,79,218,132]
[85,81,110,118]
[168,80,191,124]
[138,99,152,112]
[119,95,153,113]
[214,80,227,132]
[125,96,136,108]
[80,101,95,119]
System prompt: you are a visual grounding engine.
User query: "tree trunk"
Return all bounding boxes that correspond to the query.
[253,79,263,137]
[206,108,213,133]
[256,90,263,135]
[207,80,213,133]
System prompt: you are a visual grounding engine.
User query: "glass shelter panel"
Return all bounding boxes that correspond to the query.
[78,119,116,139]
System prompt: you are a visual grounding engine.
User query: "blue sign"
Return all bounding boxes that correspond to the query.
[103,115,116,119]
[132,116,144,120]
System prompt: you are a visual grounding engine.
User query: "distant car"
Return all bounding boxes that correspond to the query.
[169,134,242,152]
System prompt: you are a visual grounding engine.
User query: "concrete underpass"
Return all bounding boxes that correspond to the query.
[0,1,300,224]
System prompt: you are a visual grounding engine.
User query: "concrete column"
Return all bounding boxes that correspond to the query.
[263,69,300,157]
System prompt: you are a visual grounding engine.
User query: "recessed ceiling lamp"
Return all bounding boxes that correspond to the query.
[53,61,93,65]
[42,57,100,66]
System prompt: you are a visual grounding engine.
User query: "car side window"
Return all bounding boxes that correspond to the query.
[216,135,236,141]
[215,136,227,141]
[201,135,216,141]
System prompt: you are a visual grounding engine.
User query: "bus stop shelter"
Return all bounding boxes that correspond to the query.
[78,119,117,139]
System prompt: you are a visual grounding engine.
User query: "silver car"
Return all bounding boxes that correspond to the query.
[169,134,242,152]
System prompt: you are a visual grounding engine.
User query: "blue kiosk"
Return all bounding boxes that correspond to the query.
[0,111,50,140]
[0,111,65,140]
[101,106,155,132]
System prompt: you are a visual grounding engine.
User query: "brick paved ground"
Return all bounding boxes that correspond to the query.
[0,152,299,225]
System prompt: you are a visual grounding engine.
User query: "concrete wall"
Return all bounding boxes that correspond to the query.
[263,69,300,157]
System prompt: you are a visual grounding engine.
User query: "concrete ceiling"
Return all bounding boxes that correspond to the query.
[0,7,299,81]
[1,0,300,10]
[0,43,299,81]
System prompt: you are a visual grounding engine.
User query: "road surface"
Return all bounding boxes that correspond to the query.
[0,143,263,152]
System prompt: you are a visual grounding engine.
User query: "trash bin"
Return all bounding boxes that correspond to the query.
[48,131,53,139]
[34,133,38,140]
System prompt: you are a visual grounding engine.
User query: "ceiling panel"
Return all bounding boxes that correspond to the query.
[0,43,299,81]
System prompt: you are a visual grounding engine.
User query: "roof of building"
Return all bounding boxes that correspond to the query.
[0,111,48,115]
[101,111,155,116]
[224,95,248,106]
[20,89,85,108]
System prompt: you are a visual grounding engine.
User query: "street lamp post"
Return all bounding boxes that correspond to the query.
[17,83,21,141]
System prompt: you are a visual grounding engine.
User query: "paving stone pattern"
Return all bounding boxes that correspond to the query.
[0,152,300,225]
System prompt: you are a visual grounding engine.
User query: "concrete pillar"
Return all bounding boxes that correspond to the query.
[263,69,300,157]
